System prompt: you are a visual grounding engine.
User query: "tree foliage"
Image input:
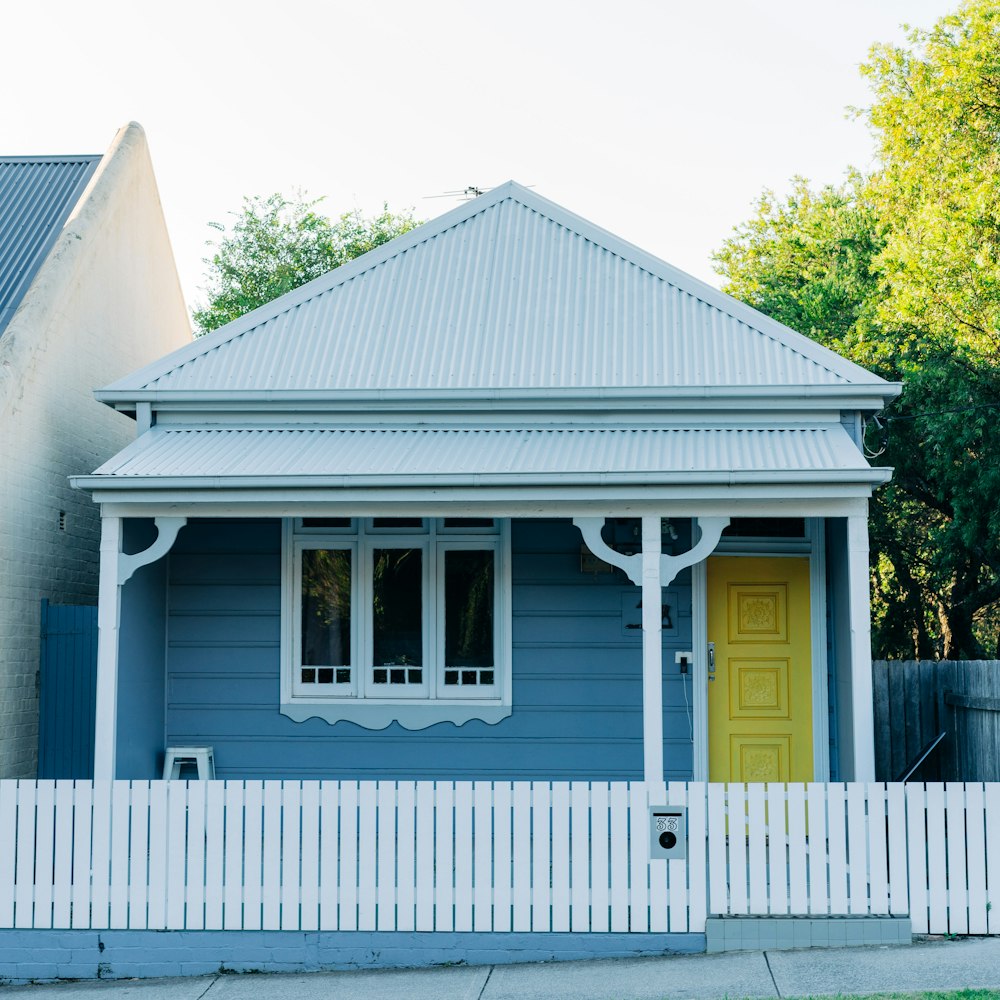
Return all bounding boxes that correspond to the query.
[194,194,420,335]
[714,0,1000,659]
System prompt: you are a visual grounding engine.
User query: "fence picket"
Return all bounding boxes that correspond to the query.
[627,783,647,931]
[766,783,787,915]
[512,782,532,932]
[0,782,16,927]
[648,781,668,934]
[51,781,73,928]
[925,783,948,932]
[166,782,187,929]
[146,782,167,929]
[607,783,629,931]
[727,783,748,915]
[944,782,968,934]
[886,782,908,916]
[91,781,113,929]
[965,783,988,934]
[33,780,55,929]
[531,782,551,932]
[686,783,707,933]
[747,784,767,914]
[473,781,493,932]
[866,783,888,916]
[222,782,244,931]
[396,781,416,932]
[300,781,321,932]
[281,782,302,931]
[128,782,150,929]
[786,784,807,914]
[204,782,224,930]
[905,782,929,933]
[109,781,130,929]
[376,781,396,932]
[707,783,727,917]
[318,782,339,931]
[827,783,848,914]
[261,780,281,931]
[357,782,377,931]
[806,782,828,915]
[846,783,868,915]
[453,781,473,932]
[570,782,589,932]
[243,781,264,931]
[415,781,434,931]
[433,782,454,932]
[71,782,94,929]
[667,781,688,932]
[985,783,1000,935]
[493,781,512,933]
[590,781,610,933]
[15,782,39,928]
[185,782,206,931]
[550,781,570,932]
[339,781,359,931]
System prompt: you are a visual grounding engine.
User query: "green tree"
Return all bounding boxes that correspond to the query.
[716,1,1000,658]
[862,1,1000,355]
[194,194,420,336]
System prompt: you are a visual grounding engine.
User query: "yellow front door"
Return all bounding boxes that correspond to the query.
[707,556,813,783]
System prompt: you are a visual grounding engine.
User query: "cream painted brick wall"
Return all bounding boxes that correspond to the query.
[0,125,189,776]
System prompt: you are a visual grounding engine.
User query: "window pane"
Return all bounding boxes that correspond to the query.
[300,518,352,529]
[372,518,424,529]
[445,549,494,668]
[301,549,352,666]
[443,518,496,529]
[373,548,422,666]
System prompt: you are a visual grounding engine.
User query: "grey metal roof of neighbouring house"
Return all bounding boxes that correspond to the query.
[77,424,889,490]
[100,181,898,405]
[0,155,100,336]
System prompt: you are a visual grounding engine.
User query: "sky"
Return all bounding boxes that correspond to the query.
[3,0,956,315]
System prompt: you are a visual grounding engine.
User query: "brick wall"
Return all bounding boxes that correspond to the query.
[0,124,189,776]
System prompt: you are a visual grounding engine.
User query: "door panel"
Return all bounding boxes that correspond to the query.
[708,556,813,783]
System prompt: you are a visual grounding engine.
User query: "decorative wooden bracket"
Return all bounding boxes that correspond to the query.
[573,516,731,587]
[117,516,187,586]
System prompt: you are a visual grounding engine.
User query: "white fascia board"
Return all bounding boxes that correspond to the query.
[72,466,892,494]
[97,495,870,521]
[99,383,902,415]
[77,478,889,514]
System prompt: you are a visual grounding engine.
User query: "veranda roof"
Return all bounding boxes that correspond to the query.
[76,424,887,492]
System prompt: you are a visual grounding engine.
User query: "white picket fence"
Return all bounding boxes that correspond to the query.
[0,780,997,936]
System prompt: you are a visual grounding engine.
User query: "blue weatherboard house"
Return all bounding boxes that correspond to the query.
[74,182,899,790]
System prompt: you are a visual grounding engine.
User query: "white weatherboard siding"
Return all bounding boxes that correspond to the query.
[0,124,189,776]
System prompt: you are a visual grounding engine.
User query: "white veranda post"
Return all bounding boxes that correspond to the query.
[94,515,122,779]
[848,509,876,780]
[640,516,664,785]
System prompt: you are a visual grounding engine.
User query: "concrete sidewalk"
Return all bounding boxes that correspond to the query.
[5,937,1000,999]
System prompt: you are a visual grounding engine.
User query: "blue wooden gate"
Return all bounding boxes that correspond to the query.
[38,599,97,779]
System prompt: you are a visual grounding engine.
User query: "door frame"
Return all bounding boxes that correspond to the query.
[690,517,829,782]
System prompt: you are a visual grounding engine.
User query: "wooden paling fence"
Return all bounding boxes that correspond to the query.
[0,780,997,936]
[873,659,1000,781]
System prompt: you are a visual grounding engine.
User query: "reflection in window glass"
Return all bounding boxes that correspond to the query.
[373,549,422,667]
[445,550,494,668]
[301,550,352,667]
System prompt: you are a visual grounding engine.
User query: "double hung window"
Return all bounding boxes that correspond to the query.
[280,518,511,727]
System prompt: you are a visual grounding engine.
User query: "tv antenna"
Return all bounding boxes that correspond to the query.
[424,186,493,201]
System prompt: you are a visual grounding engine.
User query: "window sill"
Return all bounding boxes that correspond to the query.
[279,699,512,730]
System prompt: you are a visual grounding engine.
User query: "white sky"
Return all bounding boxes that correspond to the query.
[3,0,954,314]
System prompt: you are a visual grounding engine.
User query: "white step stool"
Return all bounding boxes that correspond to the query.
[163,746,216,780]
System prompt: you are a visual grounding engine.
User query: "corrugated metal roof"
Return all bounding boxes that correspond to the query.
[0,155,100,335]
[103,182,893,401]
[85,425,881,485]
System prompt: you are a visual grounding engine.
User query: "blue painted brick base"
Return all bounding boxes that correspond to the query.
[0,930,705,983]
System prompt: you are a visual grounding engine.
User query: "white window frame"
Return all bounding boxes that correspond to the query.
[280,518,512,728]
